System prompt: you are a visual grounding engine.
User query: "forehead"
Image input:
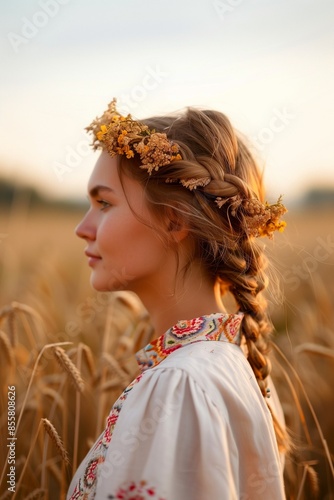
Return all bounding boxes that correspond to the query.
[88,152,119,190]
[88,151,150,211]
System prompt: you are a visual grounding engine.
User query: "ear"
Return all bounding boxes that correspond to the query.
[165,206,189,243]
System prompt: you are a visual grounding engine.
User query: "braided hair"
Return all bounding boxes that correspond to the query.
[118,107,289,453]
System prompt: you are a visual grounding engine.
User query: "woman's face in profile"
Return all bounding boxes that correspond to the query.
[75,151,169,295]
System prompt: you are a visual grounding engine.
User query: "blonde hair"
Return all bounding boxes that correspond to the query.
[119,106,289,452]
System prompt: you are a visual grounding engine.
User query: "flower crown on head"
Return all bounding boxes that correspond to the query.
[86,98,287,239]
[85,98,182,174]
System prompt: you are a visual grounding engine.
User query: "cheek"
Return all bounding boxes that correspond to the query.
[130,229,166,269]
[97,214,166,266]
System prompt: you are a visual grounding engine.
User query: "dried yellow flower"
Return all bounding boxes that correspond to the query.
[243,196,287,239]
[180,177,211,191]
[86,98,182,173]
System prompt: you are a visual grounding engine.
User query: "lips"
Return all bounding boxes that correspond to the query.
[85,249,101,259]
[84,249,102,266]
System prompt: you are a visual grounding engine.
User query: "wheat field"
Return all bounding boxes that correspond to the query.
[0,199,333,499]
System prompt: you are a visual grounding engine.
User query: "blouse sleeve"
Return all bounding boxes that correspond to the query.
[95,364,285,500]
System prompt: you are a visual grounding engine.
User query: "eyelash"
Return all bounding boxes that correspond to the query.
[96,199,111,211]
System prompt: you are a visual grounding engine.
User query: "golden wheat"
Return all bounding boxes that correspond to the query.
[101,351,130,383]
[0,329,14,366]
[52,347,85,393]
[79,343,96,378]
[0,491,13,500]
[1,206,333,498]
[24,488,46,500]
[295,343,334,359]
[42,418,69,465]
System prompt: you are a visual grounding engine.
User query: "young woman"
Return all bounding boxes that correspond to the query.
[68,99,288,499]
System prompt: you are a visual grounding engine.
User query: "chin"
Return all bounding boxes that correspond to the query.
[90,274,129,293]
[90,274,109,292]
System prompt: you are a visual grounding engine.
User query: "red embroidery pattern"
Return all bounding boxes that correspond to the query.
[136,313,243,371]
[69,374,143,499]
[108,479,166,499]
[171,316,205,337]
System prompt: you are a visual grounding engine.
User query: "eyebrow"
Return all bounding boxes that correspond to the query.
[88,185,115,198]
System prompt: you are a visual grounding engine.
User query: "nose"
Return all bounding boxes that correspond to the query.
[75,211,96,241]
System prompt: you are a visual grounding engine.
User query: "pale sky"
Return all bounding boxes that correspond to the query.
[1,0,333,203]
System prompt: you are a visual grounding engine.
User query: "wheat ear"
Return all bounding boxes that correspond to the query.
[0,342,73,493]
[53,347,85,392]
[42,418,69,465]
[80,342,96,378]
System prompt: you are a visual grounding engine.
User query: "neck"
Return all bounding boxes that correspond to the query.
[134,263,222,339]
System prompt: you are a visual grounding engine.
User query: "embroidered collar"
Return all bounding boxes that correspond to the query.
[136,312,243,373]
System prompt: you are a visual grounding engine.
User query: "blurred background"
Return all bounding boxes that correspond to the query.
[0,0,333,498]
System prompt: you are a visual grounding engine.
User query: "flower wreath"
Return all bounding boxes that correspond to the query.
[86,98,287,238]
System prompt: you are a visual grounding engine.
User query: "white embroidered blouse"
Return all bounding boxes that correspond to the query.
[67,313,285,500]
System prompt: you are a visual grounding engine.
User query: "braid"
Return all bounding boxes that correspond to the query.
[223,239,272,397]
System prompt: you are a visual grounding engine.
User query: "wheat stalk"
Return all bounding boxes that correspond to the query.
[0,490,12,500]
[273,355,312,445]
[304,463,319,498]
[131,319,154,353]
[272,342,334,479]
[13,421,42,499]
[80,342,96,378]
[25,488,46,500]
[13,418,69,499]
[113,291,143,315]
[53,347,85,393]
[0,302,45,346]
[17,309,40,350]
[296,462,319,500]
[72,345,85,475]
[14,342,72,432]
[7,310,17,347]
[0,304,13,322]
[43,459,62,484]
[101,379,127,391]
[101,352,129,383]
[42,418,69,465]
[0,329,14,366]
[296,465,308,500]
[41,377,67,490]
[9,301,44,322]
[295,342,334,359]
[0,341,73,490]
[42,386,65,409]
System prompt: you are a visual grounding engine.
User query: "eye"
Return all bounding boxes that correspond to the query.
[96,199,111,211]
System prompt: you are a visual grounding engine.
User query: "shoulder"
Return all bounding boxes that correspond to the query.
[132,341,270,423]
[159,338,249,377]
[161,341,260,393]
